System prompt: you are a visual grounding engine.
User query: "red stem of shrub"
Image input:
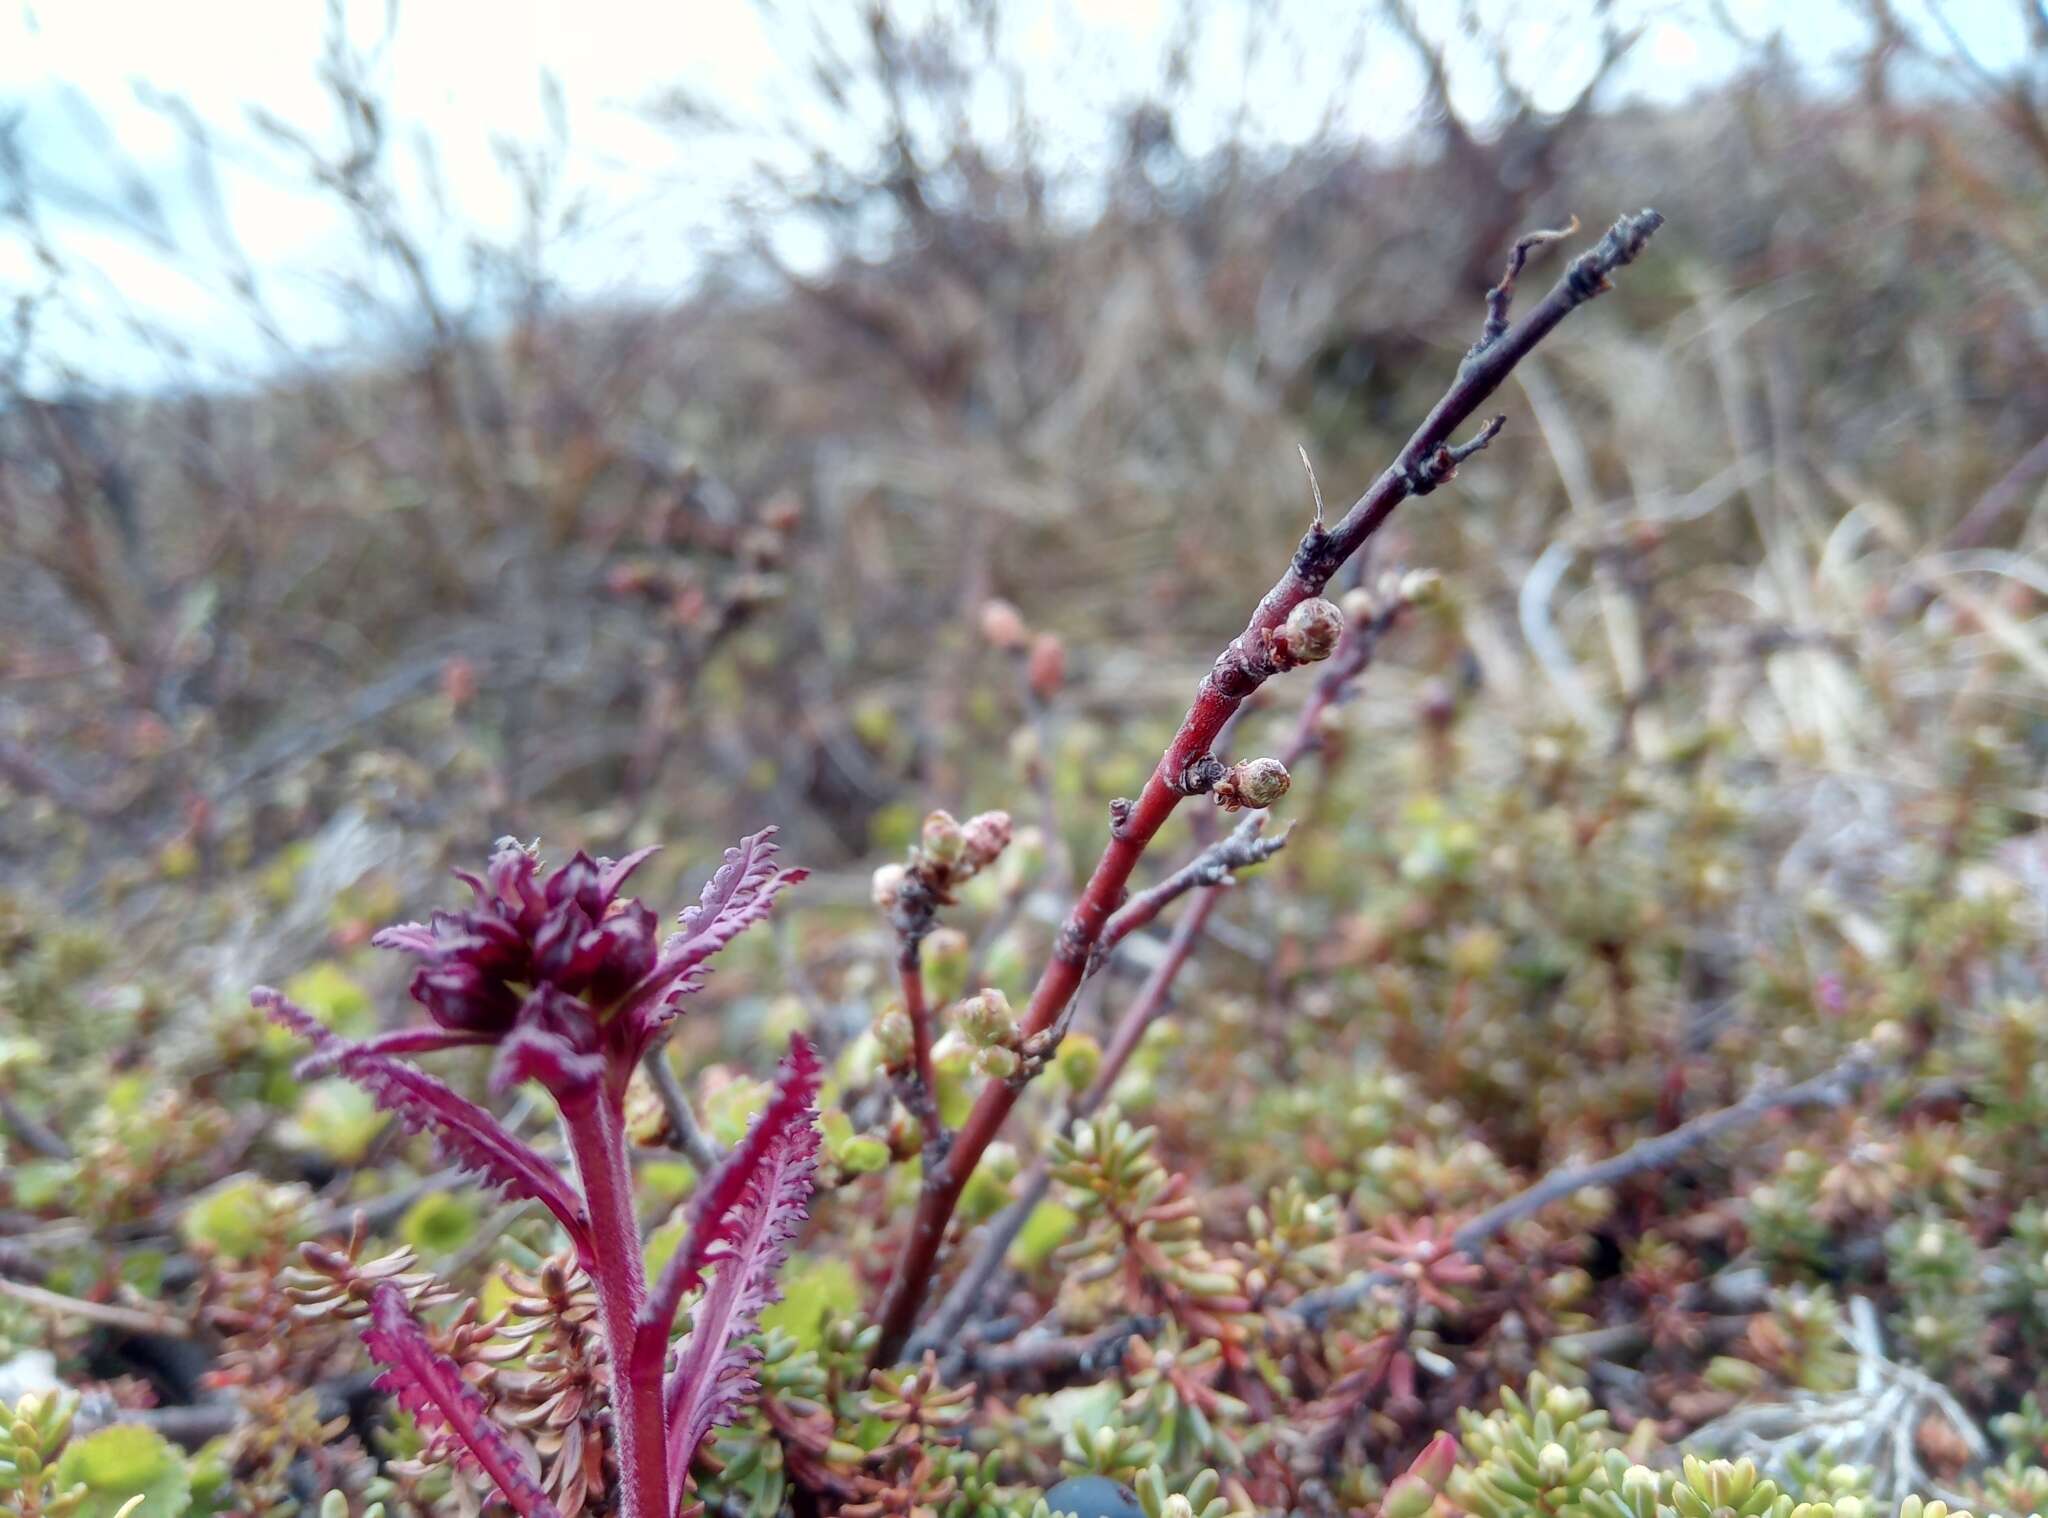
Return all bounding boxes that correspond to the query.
[907,579,1406,1358]
[900,945,945,1150]
[869,209,1665,1364]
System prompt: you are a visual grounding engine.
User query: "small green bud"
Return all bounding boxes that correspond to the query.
[959,1155,1013,1223]
[961,810,1013,869]
[957,988,1018,1048]
[1212,756,1290,812]
[982,1141,1020,1183]
[1447,926,1505,980]
[1054,1032,1102,1095]
[874,1006,914,1070]
[1704,1355,1765,1394]
[1543,1383,1591,1421]
[1399,567,1444,605]
[836,1136,892,1174]
[921,810,967,867]
[888,1107,924,1156]
[973,1045,1020,1080]
[923,928,971,1004]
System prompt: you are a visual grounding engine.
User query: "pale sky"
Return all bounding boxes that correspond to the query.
[0,0,2030,392]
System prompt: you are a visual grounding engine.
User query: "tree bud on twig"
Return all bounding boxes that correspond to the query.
[921,810,967,868]
[871,862,908,914]
[1027,632,1066,701]
[979,598,1028,650]
[874,1005,915,1070]
[888,1107,924,1157]
[1055,1031,1102,1095]
[1399,567,1445,606]
[1212,756,1291,812]
[1270,596,1344,668]
[961,810,1013,870]
[956,988,1017,1049]
[973,1044,1020,1080]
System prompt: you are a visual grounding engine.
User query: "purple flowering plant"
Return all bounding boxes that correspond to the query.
[256,828,815,1518]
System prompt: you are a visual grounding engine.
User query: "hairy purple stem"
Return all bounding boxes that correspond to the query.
[563,1093,670,1518]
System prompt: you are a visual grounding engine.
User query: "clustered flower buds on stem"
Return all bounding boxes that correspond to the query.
[979,595,1066,702]
[870,809,1015,1149]
[873,809,1015,925]
[1339,567,1444,628]
[955,987,1022,1079]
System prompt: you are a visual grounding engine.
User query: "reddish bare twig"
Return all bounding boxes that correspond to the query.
[869,209,1666,1365]
[910,885,1233,1361]
[911,568,1434,1359]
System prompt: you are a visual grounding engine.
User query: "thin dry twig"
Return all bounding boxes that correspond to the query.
[935,1048,1877,1379]
[642,1038,724,1175]
[1089,817,1290,973]
[1292,1047,1879,1324]
[0,1274,194,1338]
[0,1092,73,1160]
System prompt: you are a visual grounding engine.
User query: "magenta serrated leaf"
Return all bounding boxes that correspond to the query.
[361,1283,564,1518]
[661,1035,821,1492]
[643,1034,819,1338]
[254,988,592,1261]
[620,829,807,1042]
